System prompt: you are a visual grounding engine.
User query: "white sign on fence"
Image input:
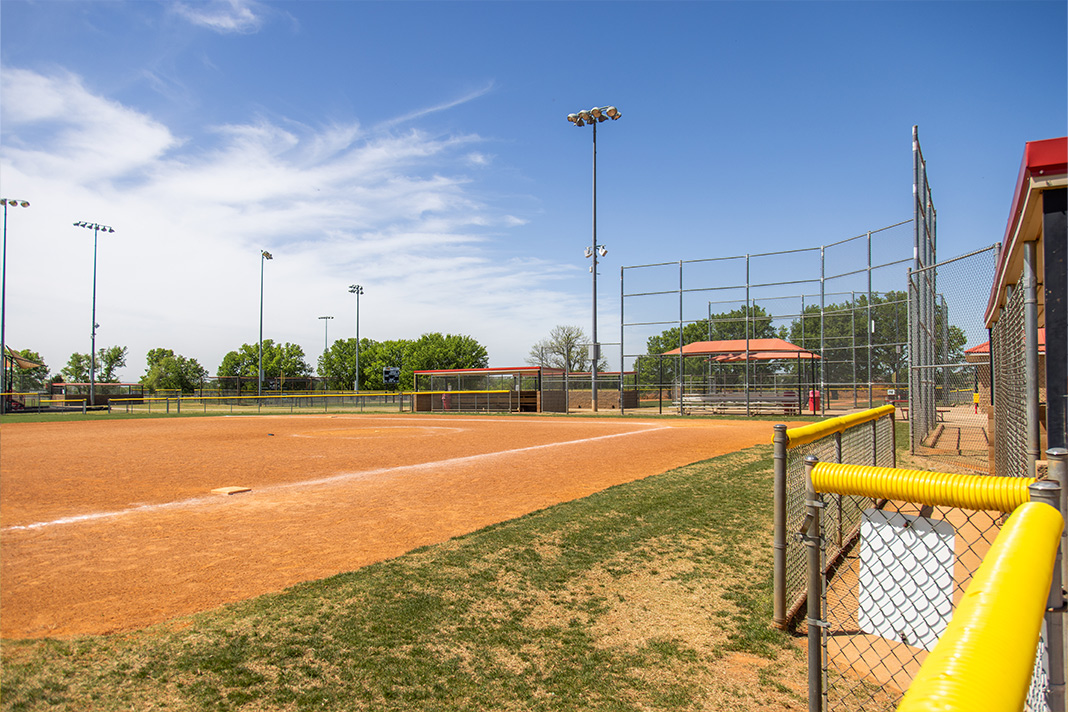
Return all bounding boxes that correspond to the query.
[857,509,955,651]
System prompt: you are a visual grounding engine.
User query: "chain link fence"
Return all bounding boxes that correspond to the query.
[800,458,1065,712]
[622,220,915,417]
[991,275,1035,479]
[907,245,999,475]
[772,406,898,629]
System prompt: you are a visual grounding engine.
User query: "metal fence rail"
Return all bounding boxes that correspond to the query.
[801,456,1066,712]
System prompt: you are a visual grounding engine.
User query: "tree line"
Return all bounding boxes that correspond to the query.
[9,293,960,396]
[7,332,488,395]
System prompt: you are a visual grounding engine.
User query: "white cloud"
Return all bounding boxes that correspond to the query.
[0,69,179,183]
[0,68,584,382]
[172,0,266,34]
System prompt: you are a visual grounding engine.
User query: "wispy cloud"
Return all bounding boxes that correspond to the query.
[0,68,580,380]
[172,0,266,34]
[378,82,497,129]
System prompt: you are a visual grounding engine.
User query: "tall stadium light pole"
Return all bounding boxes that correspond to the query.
[258,250,273,397]
[318,315,333,356]
[349,284,364,392]
[74,221,114,407]
[567,105,621,412]
[1,198,30,413]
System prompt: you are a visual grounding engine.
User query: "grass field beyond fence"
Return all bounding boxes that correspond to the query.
[1,444,806,711]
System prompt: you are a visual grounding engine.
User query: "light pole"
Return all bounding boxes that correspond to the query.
[259,250,273,396]
[74,221,114,407]
[318,315,334,390]
[1,198,30,412]
[567,105,621,412]
[349,284,364,392]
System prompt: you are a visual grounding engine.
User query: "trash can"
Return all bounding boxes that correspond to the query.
[808,390,821,412]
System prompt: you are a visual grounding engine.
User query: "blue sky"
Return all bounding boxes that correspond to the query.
[1,0,1065,381]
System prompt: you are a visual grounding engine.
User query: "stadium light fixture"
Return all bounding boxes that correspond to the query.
[73,221,114,408]
[349,284,364,392]
[567,105,621,412]
[258,250,273,397]
[1,199,30,413]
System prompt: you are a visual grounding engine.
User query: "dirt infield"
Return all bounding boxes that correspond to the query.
[1,414,777,639]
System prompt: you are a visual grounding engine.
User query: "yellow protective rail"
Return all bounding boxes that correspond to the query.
[897,501,1063,712]
[810,461,1034,513]
[785,404,895,449]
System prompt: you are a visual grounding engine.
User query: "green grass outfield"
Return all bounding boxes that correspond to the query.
[1,442,809,711]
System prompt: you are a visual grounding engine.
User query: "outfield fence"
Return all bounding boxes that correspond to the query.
[798,456,1065,712]
[109,391,409,415]
[107,389,534,415]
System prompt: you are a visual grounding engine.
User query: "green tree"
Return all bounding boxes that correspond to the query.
[317,338,362,390]
[142,348,208,394]
[7,349,49,391]
[61,352,92,382]
[218,340,312,390]
[786,290,966,389]
[408,333,488,372]
[319,333,490,391]
[358,339,411,390]
[526,325,605,373]
[96,345,128,383]
[789,292,900,387]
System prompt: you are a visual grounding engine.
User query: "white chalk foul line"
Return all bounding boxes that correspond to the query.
[3,424,670,533]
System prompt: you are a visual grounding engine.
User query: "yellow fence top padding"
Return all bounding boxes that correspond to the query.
[810,462,1035,513]
[785,404,895,449]
[897,502,1063,712]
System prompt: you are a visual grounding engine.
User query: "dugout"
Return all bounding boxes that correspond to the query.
[660,337,821,414]
[983,135,1066,479]
[413,367,567,413]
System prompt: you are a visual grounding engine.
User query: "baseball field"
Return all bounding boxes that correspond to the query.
[1,412,809,710]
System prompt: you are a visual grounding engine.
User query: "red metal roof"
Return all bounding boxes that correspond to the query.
[985,136,1068,326]
[662,338,820,360]
[964,328,1046,355]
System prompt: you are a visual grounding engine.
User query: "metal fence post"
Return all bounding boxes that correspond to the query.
[1049,448,1068,599]
[1030,478,1066,712]
[891,412,898,469]
[833,432,843,547]
[804,454,824,712]
[871,418,877,465]
[1048,446,1068,712]
[773,424,788,628]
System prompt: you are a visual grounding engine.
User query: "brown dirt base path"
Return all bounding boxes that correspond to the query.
[1,414,777,639]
